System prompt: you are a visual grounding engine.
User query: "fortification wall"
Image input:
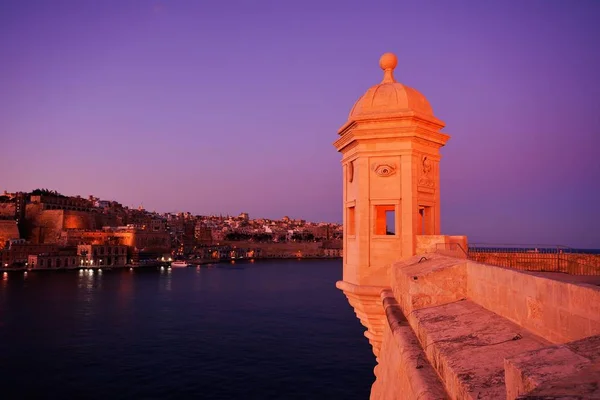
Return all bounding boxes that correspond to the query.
[366,254,600,399]
[222,241,325,257]
[25,203,42,218]
[32,210,64,243]
[372,292,449,399]
[0,203,15,218]
[0,220,19,243]
[63,211,95,230]
[95,213,118,228]
[30,210,95,244]
[120,231,170,250]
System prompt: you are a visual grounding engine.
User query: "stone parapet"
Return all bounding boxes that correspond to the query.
[408,299,549,399]
[371,290,448,400]
[389,253,468,316]
[368,255,600,399]
[416,235,468,258]
[505,335,600,399]
[467,261,600,343]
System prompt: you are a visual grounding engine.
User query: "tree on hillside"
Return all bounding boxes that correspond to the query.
[251,233,272,243]
[225,232,251,241]
[29,188,65,197]
[291,233,315,242]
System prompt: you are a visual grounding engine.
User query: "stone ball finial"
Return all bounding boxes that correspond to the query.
[379,53,397,83]
[379,53,397,71]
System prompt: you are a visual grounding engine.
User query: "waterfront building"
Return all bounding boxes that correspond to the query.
[28,254,80,269]
[77,244,128,266]
[150,218,166,232]
[321,240,343,257]
[194,224,213,245]
[305,224,329,240]
[1,243,59,267]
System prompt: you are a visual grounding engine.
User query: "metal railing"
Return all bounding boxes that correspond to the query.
[466,244,600,276]
[434,242,469,259]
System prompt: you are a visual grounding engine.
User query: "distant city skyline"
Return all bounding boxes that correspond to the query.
[1,0,599,247]
[3,187,326,223]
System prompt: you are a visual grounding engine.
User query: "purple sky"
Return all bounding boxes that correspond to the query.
[1,0,599,247]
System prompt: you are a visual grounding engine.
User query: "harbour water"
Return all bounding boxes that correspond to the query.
[0,259,374,399]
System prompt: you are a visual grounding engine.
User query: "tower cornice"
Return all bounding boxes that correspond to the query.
[334,125,450,153]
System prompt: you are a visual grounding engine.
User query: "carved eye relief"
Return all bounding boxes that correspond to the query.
[374,164,396,177]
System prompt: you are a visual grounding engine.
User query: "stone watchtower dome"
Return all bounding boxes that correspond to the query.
[348,53,436,120]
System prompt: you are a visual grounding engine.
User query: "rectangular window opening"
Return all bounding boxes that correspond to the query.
[420,206,433,235]
[347,206,356,236]
[375,205,396,235]
[385,210,395,235]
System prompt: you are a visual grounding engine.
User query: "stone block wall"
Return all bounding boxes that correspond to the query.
[467,262,600,343]
[390,255,468,316]
[0,220,19,244]
[505,335,600,399]
[63,211,95,230]
[366,254,600,399]
[416,235,468,258]
[222,241,325,258]
[30,210,95,243]
[0,203,15,218]
[372,291,449,399]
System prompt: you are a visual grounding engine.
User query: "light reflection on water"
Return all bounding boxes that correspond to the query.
[77,269,101,322]
[158,266,172,292]
[0,260,374,399]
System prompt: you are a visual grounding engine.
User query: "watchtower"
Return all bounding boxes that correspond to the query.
[334,53,450,288]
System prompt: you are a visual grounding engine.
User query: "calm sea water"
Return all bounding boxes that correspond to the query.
[0,259,375,399]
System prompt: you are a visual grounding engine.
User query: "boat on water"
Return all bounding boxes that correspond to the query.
[170,260,189,268]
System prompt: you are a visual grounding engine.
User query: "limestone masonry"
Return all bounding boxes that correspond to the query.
[334,53,600,399]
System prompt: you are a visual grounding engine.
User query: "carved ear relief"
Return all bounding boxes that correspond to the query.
[372,163,396,177]
[419,156,435,188]
[422,156,432,176]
